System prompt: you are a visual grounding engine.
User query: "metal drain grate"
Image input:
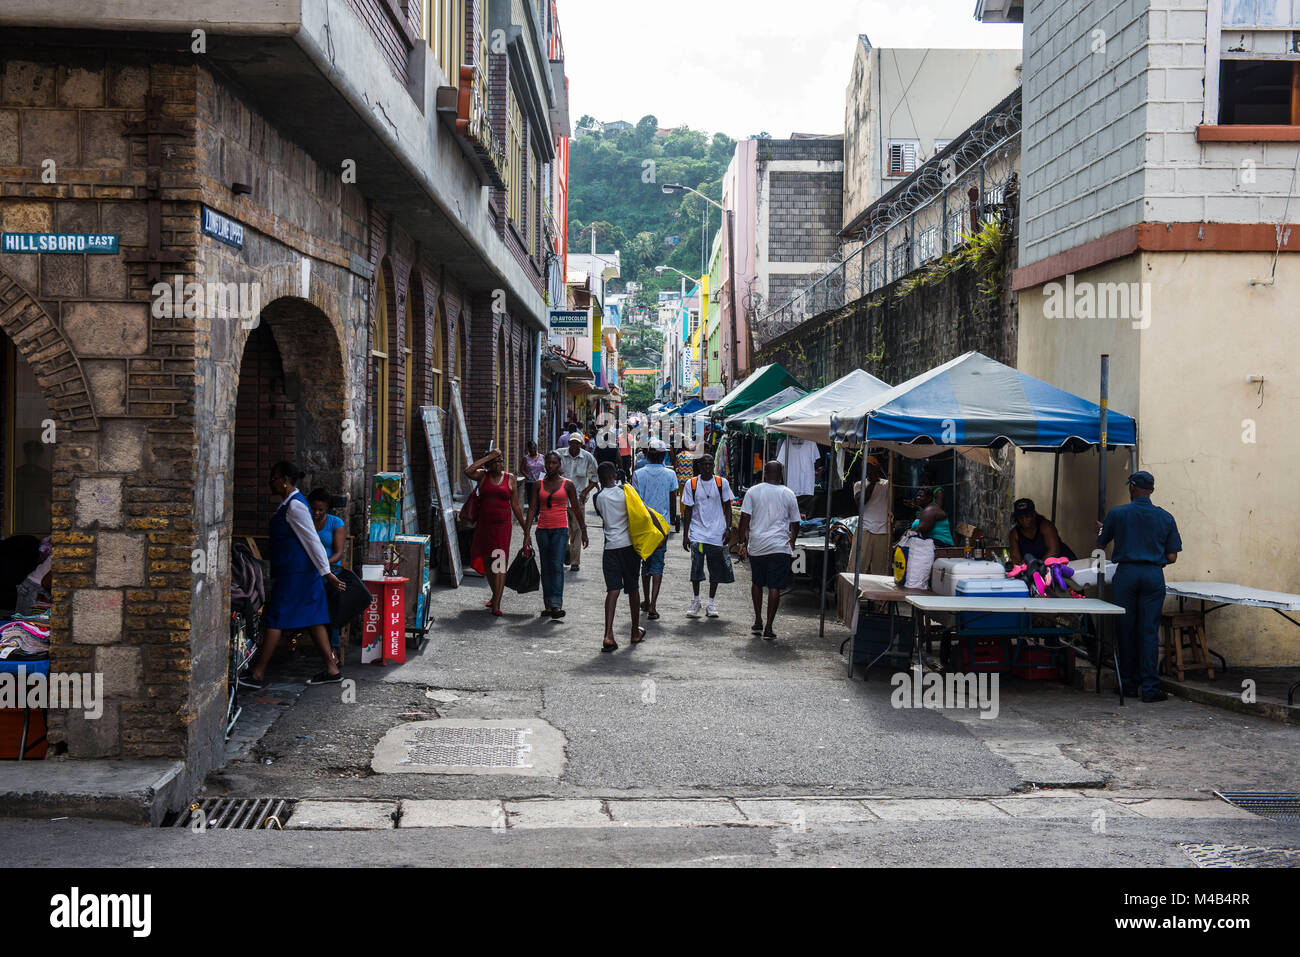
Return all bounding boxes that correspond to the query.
[1180,843,1300,868]
[169,797,293,829]
[398,726,533,769]
[1214,791,1300,823]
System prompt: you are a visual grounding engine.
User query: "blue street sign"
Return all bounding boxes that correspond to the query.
[1,233,118,254]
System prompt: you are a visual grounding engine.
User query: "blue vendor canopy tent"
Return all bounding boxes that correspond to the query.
[829,351,1137,452]
[673,398,708,416]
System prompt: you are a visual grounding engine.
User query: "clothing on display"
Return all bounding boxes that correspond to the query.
[776,437,819,497]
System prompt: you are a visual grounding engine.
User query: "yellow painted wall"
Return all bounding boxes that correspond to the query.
[1017,252,1300,666]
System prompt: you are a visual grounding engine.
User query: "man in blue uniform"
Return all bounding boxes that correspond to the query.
[1096,471,1182,702]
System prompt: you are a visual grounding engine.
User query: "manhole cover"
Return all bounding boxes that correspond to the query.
[1179,843,1300,868]
[399,726,533,769]
[371,719,566,777]
[1214,791,1300,824]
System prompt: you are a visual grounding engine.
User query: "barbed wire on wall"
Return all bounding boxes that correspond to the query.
[753,100,1022,349]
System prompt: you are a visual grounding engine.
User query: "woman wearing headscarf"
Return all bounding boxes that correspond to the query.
[465,448,526,616]
[243,461,347,687]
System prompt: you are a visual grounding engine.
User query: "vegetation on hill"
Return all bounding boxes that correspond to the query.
[569,114,742,312]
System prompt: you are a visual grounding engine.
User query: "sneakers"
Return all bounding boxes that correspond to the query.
[762,628,776,641]
[306,670,343,686]
[238,671,264,690]
[751,620,764,635]
[687,598,702,618]
[706,599,719,618]
[1141,690,1168,702]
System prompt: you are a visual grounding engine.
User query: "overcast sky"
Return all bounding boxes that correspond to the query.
[558,0,1022,140]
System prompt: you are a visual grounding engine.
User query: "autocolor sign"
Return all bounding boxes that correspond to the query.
[549,309,588,334]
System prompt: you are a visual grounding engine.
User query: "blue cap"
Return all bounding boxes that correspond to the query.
[1127,471,1155,490]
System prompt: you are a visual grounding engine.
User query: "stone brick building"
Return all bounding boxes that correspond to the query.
[0,0,569,807]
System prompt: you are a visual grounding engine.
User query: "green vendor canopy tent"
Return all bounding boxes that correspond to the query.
[723,385,808,436]
[708,363,802,421]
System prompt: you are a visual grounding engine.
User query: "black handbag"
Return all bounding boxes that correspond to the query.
[328,568,373,629]
[504,546,541,594]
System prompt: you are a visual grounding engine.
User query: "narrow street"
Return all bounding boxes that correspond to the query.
[7,517,1294,867]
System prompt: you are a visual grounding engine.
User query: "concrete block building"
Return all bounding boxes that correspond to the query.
[978,0,1300,665]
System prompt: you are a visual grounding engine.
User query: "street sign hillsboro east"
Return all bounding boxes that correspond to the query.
[1,233,118,254]
[549,309,589,335]
[201,206,245,249]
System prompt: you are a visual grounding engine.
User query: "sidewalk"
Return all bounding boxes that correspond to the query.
[207,521,1300,815]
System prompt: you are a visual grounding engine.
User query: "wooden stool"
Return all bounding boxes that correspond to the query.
[1160,613,1214,681]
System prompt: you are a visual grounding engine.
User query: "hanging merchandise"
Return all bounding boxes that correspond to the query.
[776,436,819,496]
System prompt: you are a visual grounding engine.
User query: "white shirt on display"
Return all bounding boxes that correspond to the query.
[776,437,819,497]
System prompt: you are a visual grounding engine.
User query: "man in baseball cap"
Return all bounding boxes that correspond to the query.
[1097,469,1182,702]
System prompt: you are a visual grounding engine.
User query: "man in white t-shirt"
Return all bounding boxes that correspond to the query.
[852,456,891,574]
[680,452,734,619]
[738,461,803,640]
[592,462,644,652]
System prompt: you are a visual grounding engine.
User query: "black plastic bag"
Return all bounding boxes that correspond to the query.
[504,547,540,594]
[328,568,374,629]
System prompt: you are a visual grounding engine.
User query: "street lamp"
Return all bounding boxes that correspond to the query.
[655,264,695,283]
[661,183,739,390]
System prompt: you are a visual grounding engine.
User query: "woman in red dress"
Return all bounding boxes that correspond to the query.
[465,449,526,616]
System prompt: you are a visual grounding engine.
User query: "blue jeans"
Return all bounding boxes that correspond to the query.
[536,528,569,610]
[1113,563,1165,697]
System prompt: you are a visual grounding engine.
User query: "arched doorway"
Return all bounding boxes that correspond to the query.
[495,334,507,464]
[232,296,348,540]
[371,267,394,472]
[2,335,54,538]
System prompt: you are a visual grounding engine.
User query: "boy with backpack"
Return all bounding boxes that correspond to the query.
[680,452,735,619]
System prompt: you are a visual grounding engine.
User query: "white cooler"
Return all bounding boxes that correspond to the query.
[1067,561,1117,588]
[930,559,1007,596]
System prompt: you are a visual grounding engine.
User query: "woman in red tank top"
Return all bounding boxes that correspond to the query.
[465,449,526,616]
[524,451,588,619]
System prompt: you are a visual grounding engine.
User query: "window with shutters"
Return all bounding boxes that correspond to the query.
[886,139,920,177]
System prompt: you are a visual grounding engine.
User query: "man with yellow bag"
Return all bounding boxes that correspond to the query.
[592,461,668,653]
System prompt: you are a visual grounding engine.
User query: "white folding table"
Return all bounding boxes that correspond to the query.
[1165,581,1300,704]
[905,595,1129,702]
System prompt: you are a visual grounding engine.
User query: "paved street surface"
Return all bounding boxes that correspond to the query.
[9,519,1300,866]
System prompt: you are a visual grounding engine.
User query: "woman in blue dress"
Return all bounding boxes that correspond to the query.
[308,488,347,657]
[242,462,347,687]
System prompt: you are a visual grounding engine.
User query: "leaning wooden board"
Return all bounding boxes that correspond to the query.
[449,381,473,494]
[421,405,463,586]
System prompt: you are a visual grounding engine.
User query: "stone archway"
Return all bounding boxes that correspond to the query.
[233,294,349,514]
[0,271,99,431]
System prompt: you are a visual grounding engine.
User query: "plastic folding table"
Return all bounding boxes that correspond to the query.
[1165,581,1300,705]
[904,595,1129,702]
